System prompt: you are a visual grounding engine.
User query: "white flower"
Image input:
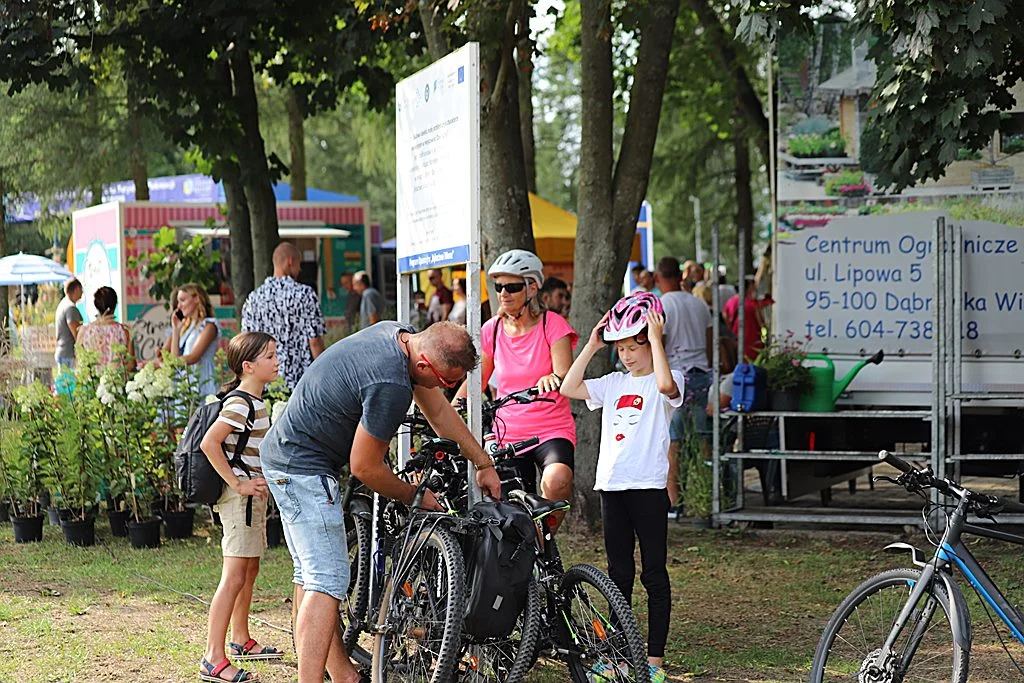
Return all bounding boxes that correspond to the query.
[271,400,288,424]
[127,391,144,403]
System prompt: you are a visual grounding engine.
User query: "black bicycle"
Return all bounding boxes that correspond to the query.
[810,449,1024,682]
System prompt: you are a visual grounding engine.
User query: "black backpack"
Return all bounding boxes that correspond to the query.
[462,499,537,641]
[174,390,255,507]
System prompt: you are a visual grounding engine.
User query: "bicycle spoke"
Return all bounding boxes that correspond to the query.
[817,573,960,682]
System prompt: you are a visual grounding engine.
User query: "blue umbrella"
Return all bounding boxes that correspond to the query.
[0,252,75,326]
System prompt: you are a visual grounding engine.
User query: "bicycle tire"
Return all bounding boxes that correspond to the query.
[371,525,467,683]
[810,567,969,683]
[289,496,373,668]
[559,564,650,683]
[342,496,373,665]
[457,578,542,683]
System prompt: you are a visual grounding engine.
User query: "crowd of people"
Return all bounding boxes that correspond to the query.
[47,240,770,683]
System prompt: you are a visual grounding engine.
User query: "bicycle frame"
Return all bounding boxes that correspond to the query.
[882,491,1024,668]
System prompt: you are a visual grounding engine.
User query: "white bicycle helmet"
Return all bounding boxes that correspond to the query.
[487,249,544,286]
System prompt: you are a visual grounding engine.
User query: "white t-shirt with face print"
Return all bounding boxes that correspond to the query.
[584,370,685,491]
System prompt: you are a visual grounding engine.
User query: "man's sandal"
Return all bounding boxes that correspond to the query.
[199,657,259,682]
[229,638,284,661]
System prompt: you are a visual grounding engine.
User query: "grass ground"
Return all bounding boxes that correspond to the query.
[5,516,1024,682]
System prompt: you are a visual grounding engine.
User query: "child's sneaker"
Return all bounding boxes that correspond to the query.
[649,664,667,683]
[587,659,629,682]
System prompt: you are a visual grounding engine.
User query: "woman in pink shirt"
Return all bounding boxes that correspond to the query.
[455,249,577,529]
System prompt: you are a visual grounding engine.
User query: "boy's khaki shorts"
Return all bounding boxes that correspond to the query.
[214,484,268,558]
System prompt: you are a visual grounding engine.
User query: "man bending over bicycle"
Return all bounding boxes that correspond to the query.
[259,321,501,683]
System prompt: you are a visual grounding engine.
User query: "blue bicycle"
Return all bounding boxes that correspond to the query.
[811,450,1024,682]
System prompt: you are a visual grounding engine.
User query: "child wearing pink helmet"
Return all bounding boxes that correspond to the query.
[560,292,682,683]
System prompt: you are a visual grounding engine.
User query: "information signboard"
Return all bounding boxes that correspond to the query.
[395,43,479,274]
[776,213,1024,358]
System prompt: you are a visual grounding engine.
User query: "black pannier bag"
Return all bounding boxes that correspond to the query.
[462,499,537,640]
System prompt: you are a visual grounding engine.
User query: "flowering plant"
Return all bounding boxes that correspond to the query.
[754,332,813,393]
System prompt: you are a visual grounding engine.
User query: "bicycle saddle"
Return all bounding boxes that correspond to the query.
[508,489,571,519]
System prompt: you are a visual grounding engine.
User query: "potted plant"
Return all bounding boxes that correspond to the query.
[755,333,813,412]
[0,420,45,542]
[18,377,102,547]
[135,356,199,539]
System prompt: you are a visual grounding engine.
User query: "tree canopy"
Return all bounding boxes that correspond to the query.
[739,0,1024,190]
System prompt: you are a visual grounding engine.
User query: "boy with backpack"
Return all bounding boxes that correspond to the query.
[194,332,281,682]
[560,293,683,683]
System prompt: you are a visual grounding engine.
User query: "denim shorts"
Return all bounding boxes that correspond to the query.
[264,466,350,601]
[670,368,712,443]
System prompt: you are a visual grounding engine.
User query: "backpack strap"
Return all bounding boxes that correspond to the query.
[222,390,257,527]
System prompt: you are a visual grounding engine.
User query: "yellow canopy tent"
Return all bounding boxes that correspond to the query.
[419,193,642,292]
[529,193,641,282]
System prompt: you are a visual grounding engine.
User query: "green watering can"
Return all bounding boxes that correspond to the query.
[799,350,884,412]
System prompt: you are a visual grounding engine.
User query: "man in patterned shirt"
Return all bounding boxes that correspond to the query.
[241,243,326,390]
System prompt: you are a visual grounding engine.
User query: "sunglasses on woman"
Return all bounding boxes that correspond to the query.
[493,282,527,294]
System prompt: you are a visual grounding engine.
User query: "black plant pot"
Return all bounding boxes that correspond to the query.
[127,518,162,549]
[0,502,10,522]
[60,517,96,547]
[107,509,130,538]
[768,389,801,412]
[163,508,195,539]
[266,517,284,549]
[12,515,44,543]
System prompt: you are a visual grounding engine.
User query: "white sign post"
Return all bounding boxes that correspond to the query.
[395,43,482,498]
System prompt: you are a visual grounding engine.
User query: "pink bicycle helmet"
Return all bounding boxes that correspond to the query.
[603,292,663,342]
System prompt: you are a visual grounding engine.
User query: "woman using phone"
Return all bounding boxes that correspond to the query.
[162,283,222,397]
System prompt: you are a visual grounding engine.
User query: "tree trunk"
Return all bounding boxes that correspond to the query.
[419,0,450,60]
[221,164,255,320]
[734,123,754,278]
[688,0,769,165]
[286,87,307,200]
[229,39,279,283]
[517,2,537,194]
[127,73,149,200]
[572,0,680,528]
[571,0,617,530]
[475,1,534,266]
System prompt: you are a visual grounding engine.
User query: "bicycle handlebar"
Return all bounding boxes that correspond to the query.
[879,450,1024,516]
[491,437,539,460]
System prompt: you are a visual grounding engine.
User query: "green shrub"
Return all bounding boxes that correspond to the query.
[956,147,984,161]
[1003,135,1024,156]
[824,169,865,196]
[788,129,846,158]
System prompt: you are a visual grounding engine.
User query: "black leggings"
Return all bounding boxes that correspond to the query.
[511,438,574,494]
[600,489,671,659]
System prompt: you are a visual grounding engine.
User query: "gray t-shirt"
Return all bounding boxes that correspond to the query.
[259,321,414,477]
[661,290,713,372]
[54,296,83,361]
[360,287,385,327]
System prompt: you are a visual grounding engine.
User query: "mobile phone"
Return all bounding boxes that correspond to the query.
[174,309,184,321]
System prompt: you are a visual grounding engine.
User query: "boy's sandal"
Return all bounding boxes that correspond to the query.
[199,657,259,682]
[229,639,284,661]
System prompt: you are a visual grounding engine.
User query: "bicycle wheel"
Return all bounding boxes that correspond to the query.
[457,579,542,683]
[289,496,373,668]
[559,564,650,683]
[372,525,467,683]
[342,496,373,665]
[810,567,969,683]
